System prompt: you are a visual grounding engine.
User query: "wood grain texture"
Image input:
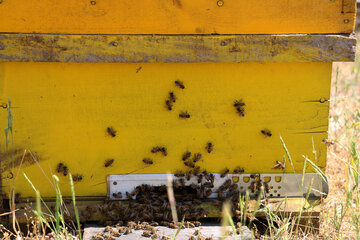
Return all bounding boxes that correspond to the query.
[0,0,356,34]
[0,34,356,63]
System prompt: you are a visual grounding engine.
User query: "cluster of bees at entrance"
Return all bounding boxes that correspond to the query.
[54,79,288,228]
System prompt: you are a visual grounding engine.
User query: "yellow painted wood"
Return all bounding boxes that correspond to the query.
[0,0,356,34]
[0,62,330,198]
[0,34,356,63]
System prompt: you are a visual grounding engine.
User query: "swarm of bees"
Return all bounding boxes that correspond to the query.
[56,163,68,176]
[233,99,246,117]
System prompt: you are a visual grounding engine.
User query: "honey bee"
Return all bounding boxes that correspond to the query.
[112,192,122,199]
[182,151,191,161]
[126,191,132,199]
[169,222,177,229]
[127,221,137,228]
[205,142,213,153]
[209,174,215,183]
[103,234,115,240]
[250,181,257,192]
[250,173,260,179]
[256,181,263,191]
[222,179,232,189]
[272,161,285,170]
[111,229,121,237]
[229,183,238,191]
[104,159,114,167]
[236,107,245,117]
[184,161,195,168]
[124,228,132,235]
[143,158,153,165]
[197,174,203,183]
[193,153,202,162]
[169,92,176,103]
[62,166,68,176]
[264,182,270,193]
[186,171,192,181]
[165,100,173,111]
[175,80,185,89]
[161,235,170,240]
[233,100,245,107]
[261,129,272,137]
[160,147,168,156]
[220,168,229,178]
[56,163,64,173]
[322,138,335,146]
[174,172,185,178]
[203,182,214,188]
[172,180,179,189]
[179,111,190,119]
[179,178,186,187]
[72,174,83,182]
[193,166,201,175]
[233,167,244,174]
[151,146,161,153]
[107,127,116,137]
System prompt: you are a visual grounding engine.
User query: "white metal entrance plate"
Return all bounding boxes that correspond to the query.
[107,173,328,200]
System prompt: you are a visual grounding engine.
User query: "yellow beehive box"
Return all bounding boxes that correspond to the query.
[0,0,356,222]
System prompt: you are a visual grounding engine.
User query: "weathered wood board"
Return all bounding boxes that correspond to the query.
[0,34,356,63]
[0,0,356,34]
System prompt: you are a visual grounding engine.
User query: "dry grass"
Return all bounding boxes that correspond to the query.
[318,37,360,239]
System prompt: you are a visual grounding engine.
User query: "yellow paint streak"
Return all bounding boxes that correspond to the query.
[0,0,355,34]
[0,62,331,197]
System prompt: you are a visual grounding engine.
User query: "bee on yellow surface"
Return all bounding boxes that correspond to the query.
[104,159,114,167]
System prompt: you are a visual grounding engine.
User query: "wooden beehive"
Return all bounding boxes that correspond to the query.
[0,0,356,222]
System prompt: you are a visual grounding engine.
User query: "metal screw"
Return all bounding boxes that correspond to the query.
[217,0,224,7]
[319,97,327,103]
[113,181,117,185]
[344,19,350,24]
[90,0,96,5]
